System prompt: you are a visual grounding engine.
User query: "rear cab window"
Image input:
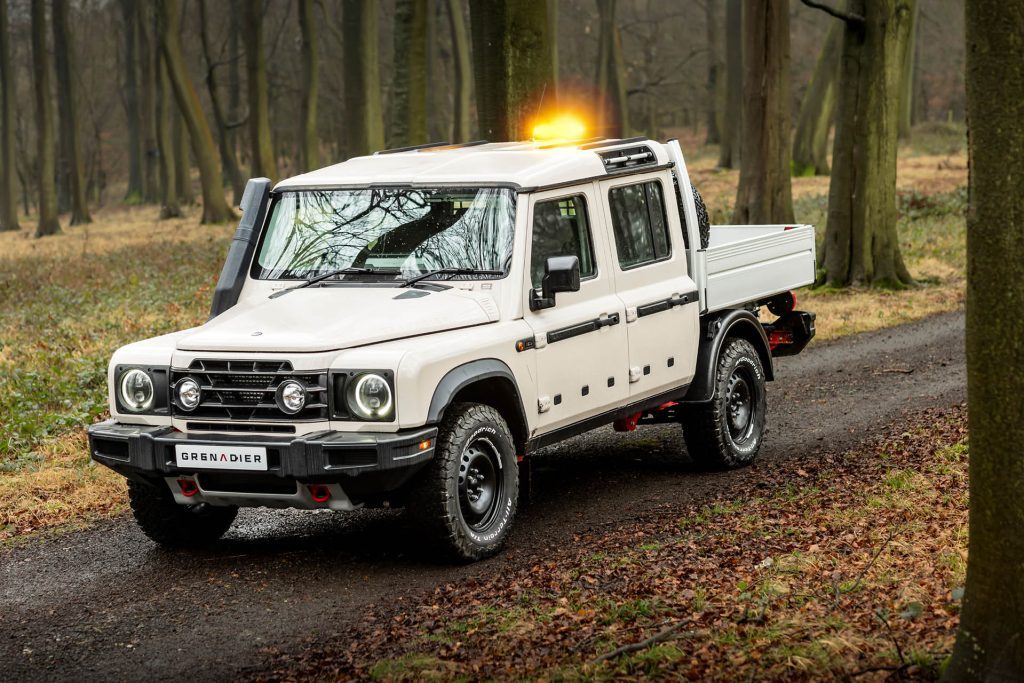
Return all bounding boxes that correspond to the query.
[608,181,671,269]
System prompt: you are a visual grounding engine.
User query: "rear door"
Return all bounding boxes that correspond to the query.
[599,172,700,400]
[523,186,629,433]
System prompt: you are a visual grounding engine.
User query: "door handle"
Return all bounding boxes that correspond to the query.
[597,313,620,328]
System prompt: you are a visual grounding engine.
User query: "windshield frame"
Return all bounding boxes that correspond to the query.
[247,185,522,283]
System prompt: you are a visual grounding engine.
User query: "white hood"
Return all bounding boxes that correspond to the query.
[176,286,499,353]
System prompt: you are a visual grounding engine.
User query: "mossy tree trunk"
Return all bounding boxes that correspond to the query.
[241,0,277,182]
[733,0,794,224]
[0,0,20,231]
[52,0,91,225]
[898,1,918,141]
[197,0,244,205]
[118,0,144,203]
[468,0,554,141]
[944,1,1024,678]
[30,1,61,237]
[718,0,742,168]
[342,0,384,156]
[155,52,181,219]
[596,0,629,138]
[298,0,319,171]
[445,0,472,142]
[792,20,841,177]
[392,0,428,148]
[157,0,235,223]
[811,0,915,288]
[137,0,159,203]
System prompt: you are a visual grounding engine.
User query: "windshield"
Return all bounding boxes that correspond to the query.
[252,188,517,280]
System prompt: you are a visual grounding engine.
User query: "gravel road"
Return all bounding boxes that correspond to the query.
[0,311,966,682]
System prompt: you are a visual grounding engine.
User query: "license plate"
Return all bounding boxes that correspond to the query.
[174,444,268,471]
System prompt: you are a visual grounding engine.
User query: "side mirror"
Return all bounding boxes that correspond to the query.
[530,256,581,311]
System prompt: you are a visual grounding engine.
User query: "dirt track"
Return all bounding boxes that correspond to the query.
[0,311,966,682]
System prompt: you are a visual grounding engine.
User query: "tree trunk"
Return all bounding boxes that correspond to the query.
[818,0,914,288]
[137,0,160,203]
[228,0,244,200]
[468,0,554,141]
[342,0,384,156]
[596,0,629,138]
[446,0,472,142]
[155,52,181,219]
[548,0,558,100]
[52,0,91,225]
[718,0,742,168]
[705,0,722,145]
[174,105,193,204]
[898,1,918,140]
[0,0,20,231]
[241,0,277,181]
[298,0,319,171]
[119,0,144,203]
[792,20,841,176]
[392,0,428,147]
[733,0,794,224]
[945,2,1024,676]
[197,0,244,205]
[30,1,61,237]
[157,0,235,223]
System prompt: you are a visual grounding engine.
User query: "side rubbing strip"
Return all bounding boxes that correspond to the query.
[547,313,621,344]
[636,290,699,319]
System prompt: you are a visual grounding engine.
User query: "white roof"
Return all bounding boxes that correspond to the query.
[274,139,672,192]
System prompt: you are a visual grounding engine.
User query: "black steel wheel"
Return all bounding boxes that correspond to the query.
[681,337,767,469]
[408,402,519,562]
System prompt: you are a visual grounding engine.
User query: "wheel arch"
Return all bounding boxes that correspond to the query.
[681,309,774,403]
[426,359,530,454]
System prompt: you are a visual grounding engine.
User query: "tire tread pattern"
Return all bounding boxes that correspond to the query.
[128,480,237,547]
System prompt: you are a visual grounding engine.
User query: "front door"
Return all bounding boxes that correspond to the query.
[523,186,629,434]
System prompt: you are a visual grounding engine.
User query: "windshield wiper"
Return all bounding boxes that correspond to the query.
[399,268,503,288]
[269,267,381,299]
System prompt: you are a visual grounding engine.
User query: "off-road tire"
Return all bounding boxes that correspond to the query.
[681,338,767,469]
[128,479,237,547]
[408,402,519,562]
[692,185,711,249]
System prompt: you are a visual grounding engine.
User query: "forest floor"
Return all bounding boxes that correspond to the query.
[0,139,967,543]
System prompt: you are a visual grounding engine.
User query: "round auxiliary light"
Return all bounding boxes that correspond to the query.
[276,380,307,415]
[176,377,201,411]
[119,369,155,412]
[346,373,393,420]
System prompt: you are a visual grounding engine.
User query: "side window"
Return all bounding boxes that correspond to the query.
[530,195,596,288]
[608,181,671,269]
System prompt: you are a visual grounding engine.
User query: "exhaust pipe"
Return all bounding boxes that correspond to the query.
[308,484,331,503]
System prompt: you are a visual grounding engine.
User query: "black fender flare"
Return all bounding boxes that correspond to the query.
[209,177,271,319]
[681,309,775,403]
[426,359,529,442]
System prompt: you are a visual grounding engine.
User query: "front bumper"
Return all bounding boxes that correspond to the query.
[88,420,436,506]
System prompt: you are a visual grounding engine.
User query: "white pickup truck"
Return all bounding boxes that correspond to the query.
[89,137,816,561]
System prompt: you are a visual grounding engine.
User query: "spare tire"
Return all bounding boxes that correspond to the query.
[692,185,711,250]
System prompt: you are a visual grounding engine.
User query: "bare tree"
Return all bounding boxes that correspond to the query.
[157,0,235,223]
[241,0,277,181]
[155,52,181,218]
[392,0,428,147]
[733,0,794,224]
[0,0,20,231]
[30,1,61,236]
[298,0,319,171]
[792,20,841,176]
[705,0,722,145]
[468,0,554,140]
[119,0,144,203]
[52,0,91,224]
[137,0,159,203]
[718,0,742,168]
[596,0,629,138]
[804,0,915,287]
[342,0,384,156]
[445,0,472,142]
[898,1,918,140]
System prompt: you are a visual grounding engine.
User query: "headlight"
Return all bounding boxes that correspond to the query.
[119,369,155,412]
[176,377,201,411]
[276,379,307,415]
[345,372,393,420]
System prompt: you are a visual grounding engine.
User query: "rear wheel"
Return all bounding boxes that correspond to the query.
[681,337,767,469]
[408,403,518,562]
[128,479,237,547]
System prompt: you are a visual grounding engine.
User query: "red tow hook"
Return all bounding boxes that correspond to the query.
[308,484,331,503]
[177,479,199,497]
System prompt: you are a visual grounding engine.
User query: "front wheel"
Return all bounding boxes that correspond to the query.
[408,403,519,562]
[681,337,767,469]
[128,479,237,547]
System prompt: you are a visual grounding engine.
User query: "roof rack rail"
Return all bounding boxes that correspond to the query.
[374,141,451,155]
[535,136,607,149]
[578,136,650,151]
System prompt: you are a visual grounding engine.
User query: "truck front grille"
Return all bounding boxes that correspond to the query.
[171,359,329,422]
